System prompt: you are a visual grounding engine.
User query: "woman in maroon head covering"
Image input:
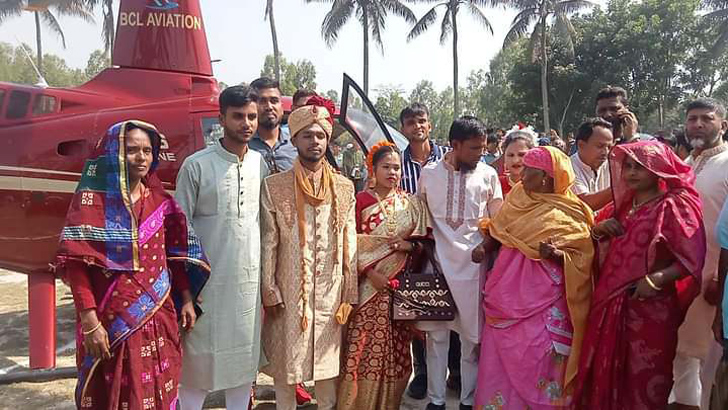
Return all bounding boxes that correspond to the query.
[575,141,706,409]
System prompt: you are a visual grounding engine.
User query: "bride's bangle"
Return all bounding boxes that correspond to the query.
[645,275,663,291]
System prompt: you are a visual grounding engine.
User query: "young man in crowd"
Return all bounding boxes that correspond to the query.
[671,98,728,410]
[291,88,317,112]
[482,133,501,165]
[418,116,503,410]
[259,97,358,410]
[570,118,614,212]
[595,86,640,144]
[249,77,298,173]
[397,103,462,399]
[176,86,268,410]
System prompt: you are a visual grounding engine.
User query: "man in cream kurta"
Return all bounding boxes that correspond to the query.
[260,98,357,410]
[417,116,503,410]
[671,98,728,410]
[175,86,268,410]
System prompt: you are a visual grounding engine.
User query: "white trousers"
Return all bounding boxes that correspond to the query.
[178,383,252,410]
[273,378,337,410]
[671,340,724,408]
[426,329,479,406]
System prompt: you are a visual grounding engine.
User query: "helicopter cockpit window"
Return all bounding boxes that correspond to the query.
[201,117,223,147]
[6,90,31,120]
[32,94,58,116]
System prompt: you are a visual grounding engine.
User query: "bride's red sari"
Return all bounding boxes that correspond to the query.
[575,141,706,409]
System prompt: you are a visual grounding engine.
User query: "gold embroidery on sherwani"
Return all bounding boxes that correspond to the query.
[260,169,358,385]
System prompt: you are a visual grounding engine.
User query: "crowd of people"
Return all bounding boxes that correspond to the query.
[54,78,728,410]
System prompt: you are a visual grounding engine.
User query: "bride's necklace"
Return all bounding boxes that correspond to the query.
[374,190,398,235]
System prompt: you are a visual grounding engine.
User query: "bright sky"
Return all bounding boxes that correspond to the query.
[0,0,606,97]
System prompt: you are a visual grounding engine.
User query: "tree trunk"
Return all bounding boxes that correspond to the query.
[452,6,459,120]
[106,0,115,58]
[35,11,43,76]
[267,0,281,82]
[362,8,369,95]
[540,11,550,133]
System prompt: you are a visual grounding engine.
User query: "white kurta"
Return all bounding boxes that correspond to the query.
[416,159,503,344]
[174,142,268,391]
[678,144,728,359]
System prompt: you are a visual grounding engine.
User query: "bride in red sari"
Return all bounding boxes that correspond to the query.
[337,142,430,410]
[575,141,706,409]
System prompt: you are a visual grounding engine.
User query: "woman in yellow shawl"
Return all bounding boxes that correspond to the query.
[472,146,595,409]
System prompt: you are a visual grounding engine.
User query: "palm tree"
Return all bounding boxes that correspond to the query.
[407,0,493,119]
[0,0,94,75]
[265,0,282,81]
[85,0,115,58]
[307,0,416,95]
[495,0,592,132]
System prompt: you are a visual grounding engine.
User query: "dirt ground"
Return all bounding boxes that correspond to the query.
[0,269,461,409]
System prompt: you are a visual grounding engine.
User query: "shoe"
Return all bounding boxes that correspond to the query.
[459,404,473,410]
[295,383,312,405]
[407,373,428,400]
[425,404,446,410]
[446,374,461,392]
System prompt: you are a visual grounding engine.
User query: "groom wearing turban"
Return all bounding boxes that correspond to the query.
[259,97,357,410]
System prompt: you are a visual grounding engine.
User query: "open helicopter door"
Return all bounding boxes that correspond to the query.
[328,74,408,191]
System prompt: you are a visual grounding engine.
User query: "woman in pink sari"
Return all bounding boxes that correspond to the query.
[473,146,595,409]
[575,141,706,409]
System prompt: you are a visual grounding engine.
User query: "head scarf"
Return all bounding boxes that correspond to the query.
[488,145,594,387]
[288,95,336,138]
[523,146,555,178]
[56,120,210,307]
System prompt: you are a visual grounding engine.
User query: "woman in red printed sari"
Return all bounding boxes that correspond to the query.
[56,120,210,410]
[575,141,706,409]
[337,142,430,410]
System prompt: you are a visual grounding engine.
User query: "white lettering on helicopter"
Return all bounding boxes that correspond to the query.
[158,136,177,162]
[119,11,202,30]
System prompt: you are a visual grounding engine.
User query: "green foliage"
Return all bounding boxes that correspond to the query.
[0,42,106,86]
[260,54,317,96]
[373,84,407,128]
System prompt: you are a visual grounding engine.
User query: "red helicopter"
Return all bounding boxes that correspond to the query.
[0,0,404,371]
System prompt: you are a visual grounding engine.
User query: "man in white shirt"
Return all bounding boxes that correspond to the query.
[570,118,613,212]
[418,116,503,410]
[671,98,728,410]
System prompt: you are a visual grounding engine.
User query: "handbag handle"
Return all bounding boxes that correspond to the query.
[400,239,444,279]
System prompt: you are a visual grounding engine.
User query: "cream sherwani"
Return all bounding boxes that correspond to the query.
[259,168,358,386]
[671,143,728,408]
[175,142,268,392]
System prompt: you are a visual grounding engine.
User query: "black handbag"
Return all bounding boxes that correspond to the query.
[391,243,456,321]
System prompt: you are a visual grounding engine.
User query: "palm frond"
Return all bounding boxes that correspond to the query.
[41,10,66,48]
[553,0,593,15]
[381,0,416,24]
[407,5,440,41]
[711,23,728,56]
[439,6,452,45]
[704,7,728,22]
[0,0,23,25]
[51,1,95,24]
[503,8,538,47]
[466,1,493,34]
[321,0,354,47]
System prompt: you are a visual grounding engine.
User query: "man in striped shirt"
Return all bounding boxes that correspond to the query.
[398,103,460,400]
[400,103,451,195]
